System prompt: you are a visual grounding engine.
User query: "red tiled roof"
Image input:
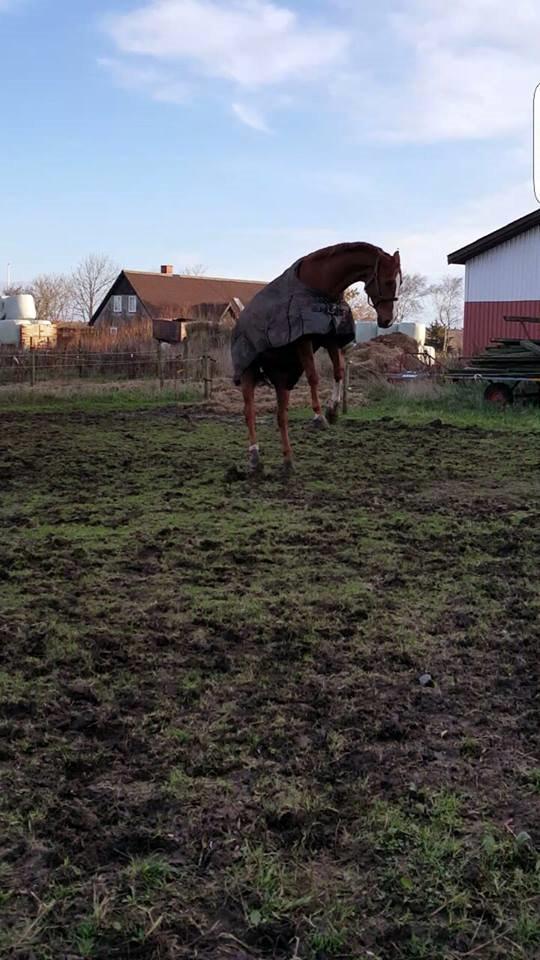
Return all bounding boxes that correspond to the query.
[91,270,267,323]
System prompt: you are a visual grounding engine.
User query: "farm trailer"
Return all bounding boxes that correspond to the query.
[447,317,540,405]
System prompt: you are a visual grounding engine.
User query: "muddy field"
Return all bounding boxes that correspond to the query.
[1,400,539,959]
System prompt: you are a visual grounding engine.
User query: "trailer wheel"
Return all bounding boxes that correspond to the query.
[484,383,514,407]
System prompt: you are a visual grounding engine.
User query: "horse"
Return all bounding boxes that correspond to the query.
[231,242,401,470]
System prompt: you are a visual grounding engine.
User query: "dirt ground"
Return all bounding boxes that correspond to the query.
[0,402,539,960]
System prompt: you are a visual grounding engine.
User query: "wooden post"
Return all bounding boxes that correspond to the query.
[157,341,164,390]
[78,345,83,379]
[203,354,211,400]
[342,358,350,414]
[30,342,36,387]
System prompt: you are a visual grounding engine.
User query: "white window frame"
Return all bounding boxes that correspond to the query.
[112,295,122,314]
[127,295,137,314]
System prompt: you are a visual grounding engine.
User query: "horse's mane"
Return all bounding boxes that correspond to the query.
[300,242,399,285]
[301,241,382,265]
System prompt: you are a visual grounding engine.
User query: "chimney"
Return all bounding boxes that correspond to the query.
[161,264,173,275]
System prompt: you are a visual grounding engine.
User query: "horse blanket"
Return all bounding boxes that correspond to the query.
[231,259,355,389]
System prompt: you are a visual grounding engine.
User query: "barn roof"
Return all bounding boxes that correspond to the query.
[91,270,266,324]
[447,210,540,265]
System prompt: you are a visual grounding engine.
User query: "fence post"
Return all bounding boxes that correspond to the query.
[203,354,211,400]
[157,341,164,390]
[30,341,36,388]
[342,358,350,414]
[78,345,83,379]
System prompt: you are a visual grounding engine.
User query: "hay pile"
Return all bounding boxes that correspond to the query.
[207,333,423,413]
[345,332,424,382]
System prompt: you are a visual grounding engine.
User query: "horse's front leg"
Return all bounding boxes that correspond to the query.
[296,337,328,429]
[325,343,344,424]
[241,369,261,469]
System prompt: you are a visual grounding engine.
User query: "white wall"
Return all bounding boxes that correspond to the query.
[465,226,540,302]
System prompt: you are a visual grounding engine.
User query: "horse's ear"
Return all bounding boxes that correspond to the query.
[393,249,400,266]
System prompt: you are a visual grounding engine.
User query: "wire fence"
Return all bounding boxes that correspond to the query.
[0,338,443,408]
[0,346,218,396]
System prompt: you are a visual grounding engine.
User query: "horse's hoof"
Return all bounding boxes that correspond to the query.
[308,414,329,431]
[248,448,262,471]
[282,459,295,475]
[326,404,339,424]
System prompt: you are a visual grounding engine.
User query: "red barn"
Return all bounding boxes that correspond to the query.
[448,210,540,356]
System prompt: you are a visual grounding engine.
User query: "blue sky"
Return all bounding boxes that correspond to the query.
[1,0,538,284]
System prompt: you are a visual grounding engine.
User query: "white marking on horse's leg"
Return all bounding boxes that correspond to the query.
[310,413,329,430]
[331,381,343,406]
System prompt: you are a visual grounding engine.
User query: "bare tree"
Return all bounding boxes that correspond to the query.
[345,273,429,326]
[344,286,376,322]
[30,273,73,323]
[1,281,26,296]
[180,264,207,277]
[394,272,429,324]
[428,275,464,352]
[71,254,119,324]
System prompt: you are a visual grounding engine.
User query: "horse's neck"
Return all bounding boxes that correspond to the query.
[299,243,380,299]
[335,246,380,290]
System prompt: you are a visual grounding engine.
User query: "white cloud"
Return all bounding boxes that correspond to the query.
[392,0,540,53]
[379,0,540,142]
[394,179,534,277]
[212,182,536,281]
[105,0,348,88]
[99,56,189,103]
[102,0,540,146]
[232,102,270,132]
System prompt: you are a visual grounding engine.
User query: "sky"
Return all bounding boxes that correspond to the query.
[1,0,539,286]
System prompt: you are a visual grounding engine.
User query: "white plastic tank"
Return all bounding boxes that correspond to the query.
[355,320,379,343]
[0,319,30,345]
[397,321,426,346]
[356,319,427,346]
[375,322,396,336]
[0,294,37,322]
[371,321,426,344]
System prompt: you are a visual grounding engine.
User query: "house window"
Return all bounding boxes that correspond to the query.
[128,295,137,314]
[112,295,122,313]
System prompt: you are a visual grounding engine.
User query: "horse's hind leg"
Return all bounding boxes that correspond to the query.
[296,338,328,429]
[276,382,293,471]
[241,370,261,469]
[325,344,344,424]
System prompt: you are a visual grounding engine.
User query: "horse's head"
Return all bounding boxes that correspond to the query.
[365,250,402,328]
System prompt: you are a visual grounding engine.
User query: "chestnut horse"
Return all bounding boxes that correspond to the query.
[231,242,401,470]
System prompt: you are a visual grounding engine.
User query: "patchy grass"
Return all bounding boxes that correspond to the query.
[0,396,539,959]
[353,380,540,431]
[0,378,201,413]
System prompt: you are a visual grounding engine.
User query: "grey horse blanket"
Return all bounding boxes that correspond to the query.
[231,259,355,389]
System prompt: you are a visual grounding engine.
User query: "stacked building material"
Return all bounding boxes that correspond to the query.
[455,338,540,379]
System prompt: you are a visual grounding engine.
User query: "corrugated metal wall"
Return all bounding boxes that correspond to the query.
[463,301,540,356]
[465,226,540,302]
